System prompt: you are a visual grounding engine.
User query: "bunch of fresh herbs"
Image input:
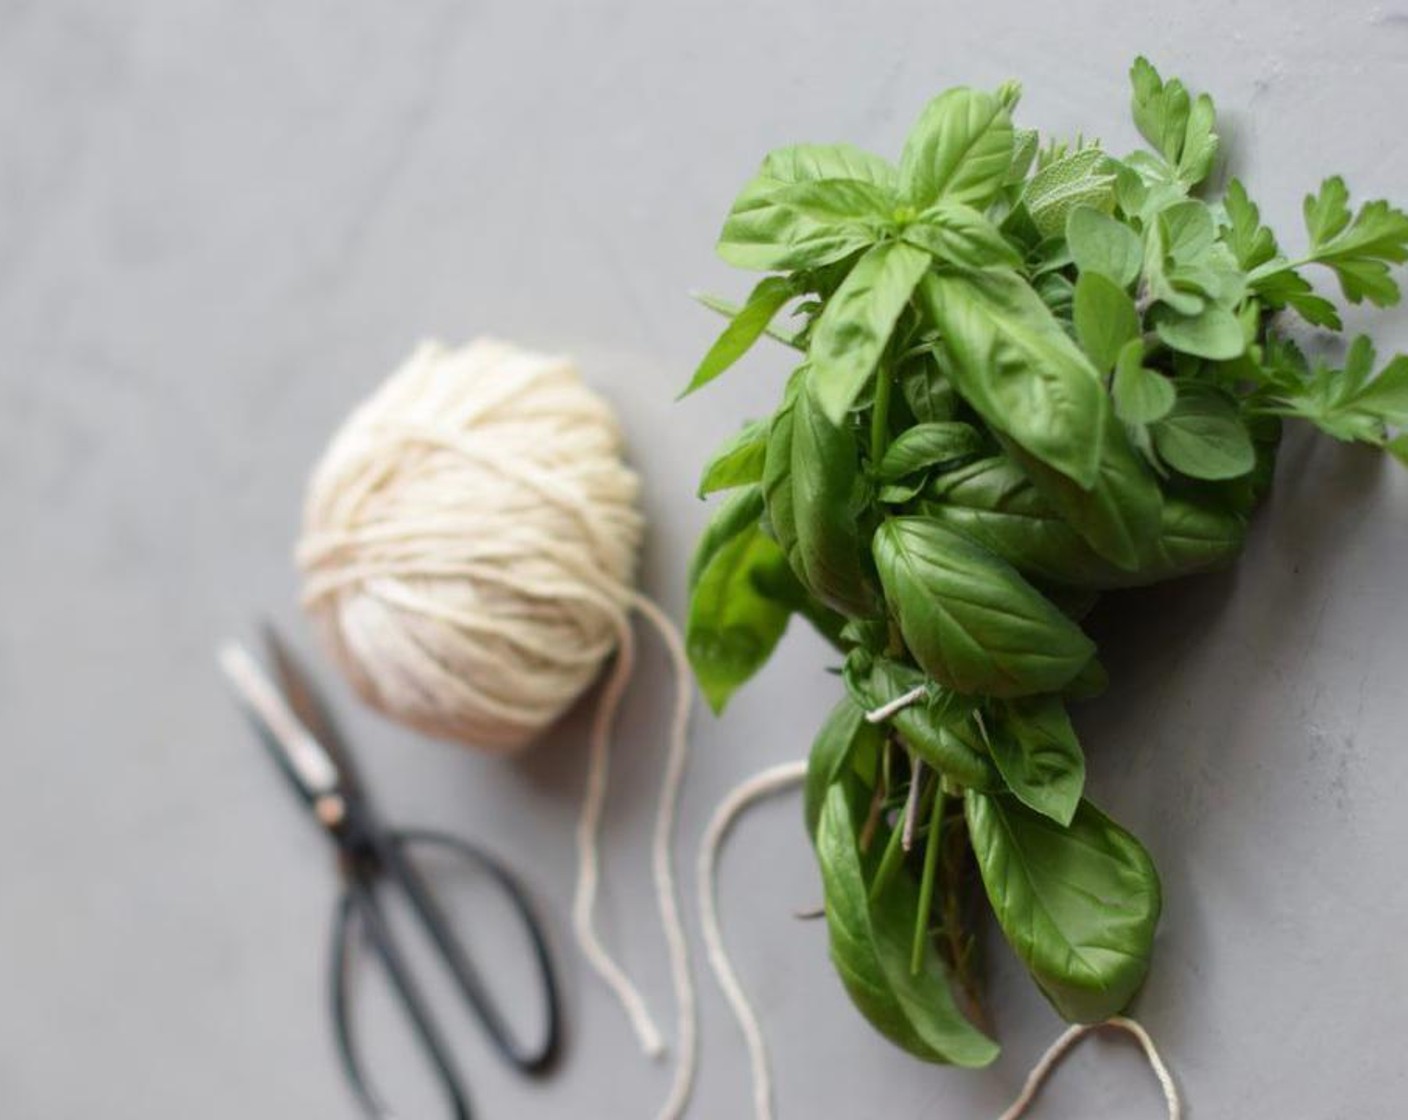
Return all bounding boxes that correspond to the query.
[683,58,1408,1064]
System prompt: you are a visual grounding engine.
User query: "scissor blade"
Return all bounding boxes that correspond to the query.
[262,625,366,799]
[219,641,340,798]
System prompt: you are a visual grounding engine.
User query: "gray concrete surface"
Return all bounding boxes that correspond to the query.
[3,2,1408,1117]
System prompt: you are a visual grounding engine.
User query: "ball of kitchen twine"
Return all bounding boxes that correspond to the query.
[296,337,644,752]
[294,337,699,1120]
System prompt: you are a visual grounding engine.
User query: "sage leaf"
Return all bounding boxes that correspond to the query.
[682,276,796,397]
[1024,147,1117,239]
[899,88,1014,211]
[1151,385,1256,480]
[872,518,1095,697]
[810,240,933,425]
[966,791,1161,1023]
[817,786,1000,1065]
[1073,271,1140,373]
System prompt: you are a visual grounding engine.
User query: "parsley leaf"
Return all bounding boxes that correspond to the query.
[1299,176,1408,306]
[1264,335,1408,444]
[1129,56,1219,187]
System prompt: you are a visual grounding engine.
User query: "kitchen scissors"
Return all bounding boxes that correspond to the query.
[218,627,562,1119]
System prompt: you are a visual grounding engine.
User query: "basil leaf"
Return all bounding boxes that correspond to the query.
[1066,205,1143,287]
[698,420,769,497]
[863,660,996,790]
[682,277,796,397]
[899,355,957,422]
[1151,385,1256,480]
[790,383,876,617]
[804,696,884,837]
[1112,339,1175,424]
[988,697,1085,826]
[877,422,983,481]
[966,791,1161,1024]
[686,519,792,712]
[694,290,804,350]
[901,202,1021,269]
[687,485,765,590]
[872,517,1095,697]
[817,786,1000,1065]
[917,268,1108,489]
[1001,407,1164,572]
[899,88,1014,211]
[1153,303,1246,360]
[810,240,933,425]
[718,177,890,272]
[760,143,898,189]
[1073,271,1140,373]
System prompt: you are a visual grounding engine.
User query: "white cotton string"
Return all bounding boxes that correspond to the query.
[296,338,700,1117]
[865,684,928,724]
[700,762,1181,1120]
[997,1016,1181,1120]
[698,759,809,1120]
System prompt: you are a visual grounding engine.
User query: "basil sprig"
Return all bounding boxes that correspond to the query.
[684,57,1408,1061]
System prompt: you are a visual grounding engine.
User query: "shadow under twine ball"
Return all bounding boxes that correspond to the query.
[295,337,645,752]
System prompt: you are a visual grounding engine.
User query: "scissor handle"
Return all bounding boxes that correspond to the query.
[331,883,473,1120]
[328,829,562,1120]
[381,828,562,1073]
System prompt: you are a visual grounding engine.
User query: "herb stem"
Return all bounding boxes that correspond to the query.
[867,805,908,904]
[870,365,894,464]
[911,786,948,975]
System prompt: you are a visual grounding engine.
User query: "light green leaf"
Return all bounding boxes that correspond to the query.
[877,421,984,481]
[694,290,805,349]
[899,88,1014,210]
[1153,304,1246,360]
[1220,179,1278,271]
[1024,148,1117,239]
[759,143,898,189]
[916,268,1107,489]
[810,240,933,425]
[1073,271,1140,373]
[872,517,1095,698]
[967,791,1162,1023]
[901,202,1021,269]
[1129,56,1218,187]
[1112,339,1175,424]
[1066,205,1143,287]
[697,420,769,497]
[718,177,891,272]
[817,786,1000,1066]
[1300,175,1408,307]
[686,519,792,712]
[1151,385,1256,479]
[682,276,796,397]
[687,485,764,590]
[988,697,1085,826]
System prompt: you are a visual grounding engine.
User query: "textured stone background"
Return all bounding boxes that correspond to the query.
[3,2,1407,1116]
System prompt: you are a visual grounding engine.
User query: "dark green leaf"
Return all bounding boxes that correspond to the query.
[805,696,884,837]
[899,88,1014,210]
[878,422,984,481]
[1151,385,1256,479]
[810,240,933,424]
[1073,271,1140,373]
[682,277,796,397]
[916,268,1108,489]
[817,786,1000,1065]
[686,520,792,712]
[967,791,1161,1023]
[863,660,996,790]
[872,517,1095,697]
[987,697,1084,826]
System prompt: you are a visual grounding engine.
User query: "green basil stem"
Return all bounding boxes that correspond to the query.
[912,785,948,975]
[867,806,908,904]
[870,363,893,465]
